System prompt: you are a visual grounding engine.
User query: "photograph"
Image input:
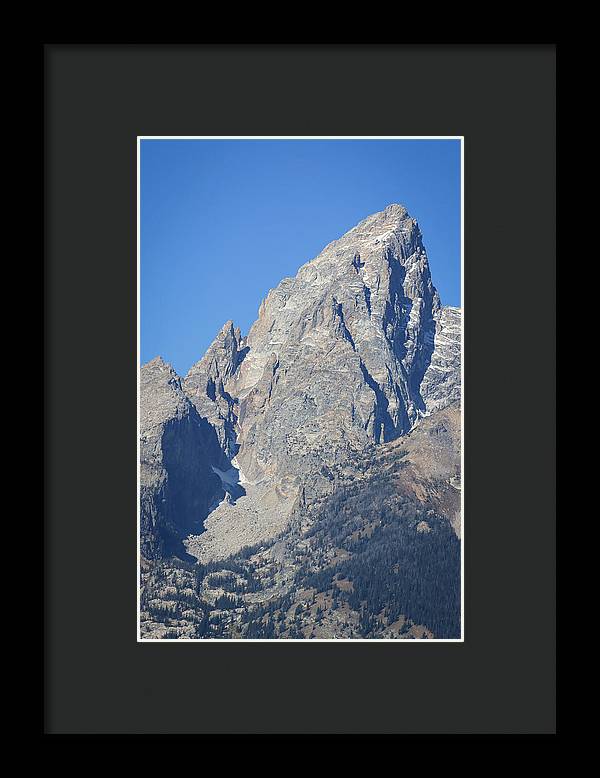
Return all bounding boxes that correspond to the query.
[138,137,463,641]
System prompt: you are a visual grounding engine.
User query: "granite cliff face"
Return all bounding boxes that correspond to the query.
[230,204,441,482]
[183,321,245,461]
[140,204,461,585]
[421,305,461,414]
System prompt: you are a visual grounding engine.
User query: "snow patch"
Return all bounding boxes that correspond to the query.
[211,465,241,488]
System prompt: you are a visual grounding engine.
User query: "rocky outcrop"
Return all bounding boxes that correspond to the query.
[420,306,461,415]
[140,357,226,559]
[384,401,461,538]
[183,321,245,460]
[229,204,441,489]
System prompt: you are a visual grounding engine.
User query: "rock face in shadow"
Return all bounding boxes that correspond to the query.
[139,357,226,559]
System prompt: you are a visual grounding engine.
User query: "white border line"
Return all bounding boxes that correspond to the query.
[460,137,464,642]
[137,136,464,643]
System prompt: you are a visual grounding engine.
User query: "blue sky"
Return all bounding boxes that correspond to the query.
[141,139,461,375]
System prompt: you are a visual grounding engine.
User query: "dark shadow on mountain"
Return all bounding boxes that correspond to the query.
[410,317,436,413]
[360,360,398,443]
[150,409,229,560]
[224,483,247,505]
[383,245,436,414]
[363,285,371,316]
[235,345,250,369]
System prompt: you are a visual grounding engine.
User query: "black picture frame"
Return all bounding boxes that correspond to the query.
[44,43,556,735]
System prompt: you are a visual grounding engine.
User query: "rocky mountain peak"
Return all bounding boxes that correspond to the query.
[140,202,462,639]
[140,357,187,428]
[142,354,175,375]
[186,320,243,387]
[141,204,460,566]
[225,205,443,482]
[183,321,246,461]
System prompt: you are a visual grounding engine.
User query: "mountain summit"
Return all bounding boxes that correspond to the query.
[140,206,461,638]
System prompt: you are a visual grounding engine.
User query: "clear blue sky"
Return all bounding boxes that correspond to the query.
[141,139,461,375]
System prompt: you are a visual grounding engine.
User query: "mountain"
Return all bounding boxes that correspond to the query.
[139,205,461,639]
[232,204,439,468]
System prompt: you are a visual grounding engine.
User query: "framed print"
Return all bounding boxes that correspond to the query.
[45,44,556,735]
